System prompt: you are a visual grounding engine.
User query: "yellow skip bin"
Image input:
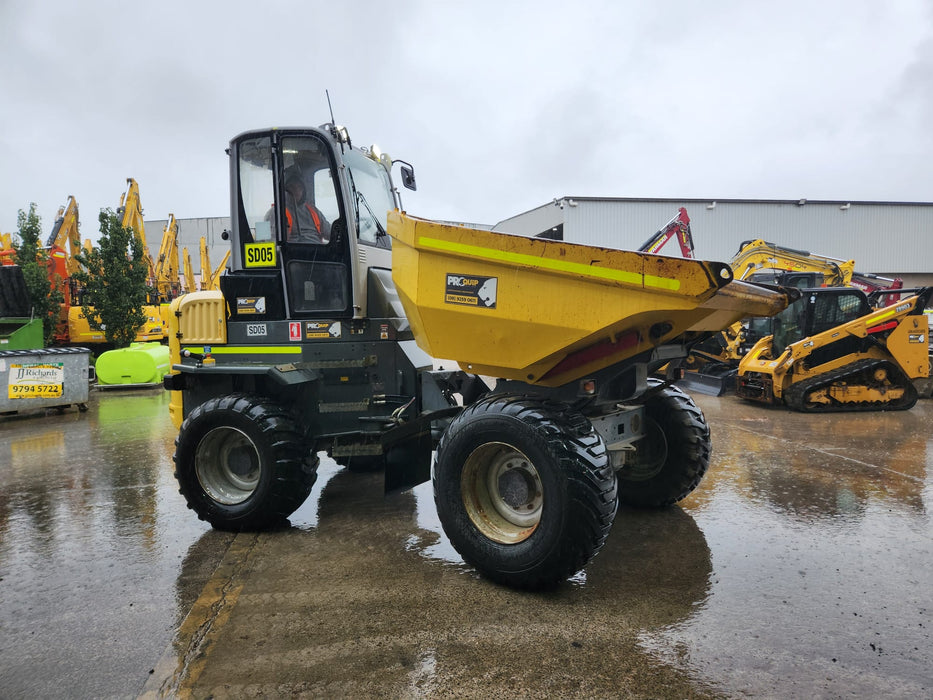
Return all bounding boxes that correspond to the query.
[389,211,789,386]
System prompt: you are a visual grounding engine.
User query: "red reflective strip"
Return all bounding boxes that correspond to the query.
[867,321,898,334]
[541,331,641,380]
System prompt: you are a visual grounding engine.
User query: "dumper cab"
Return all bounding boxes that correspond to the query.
[221,125,409,322]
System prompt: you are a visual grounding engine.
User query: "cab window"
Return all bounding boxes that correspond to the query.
[237,136,275,242]
[279,136,339,245]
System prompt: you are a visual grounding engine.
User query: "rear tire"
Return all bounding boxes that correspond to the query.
[433,395,617,590]
[619,383,711,508]
[173,393,317,530]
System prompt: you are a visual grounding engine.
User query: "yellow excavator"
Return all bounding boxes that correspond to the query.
[67,178,166,345]
[0,232,16,265]
[729,239,855,287]
[154,214,182,302]
[44,196,86,344]
[153,214,186,339]
[736,286,931,411]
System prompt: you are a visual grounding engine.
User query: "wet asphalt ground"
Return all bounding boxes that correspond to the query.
[0,387,931,698]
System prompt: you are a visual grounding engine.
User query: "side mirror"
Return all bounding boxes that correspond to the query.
[400,164,416,191]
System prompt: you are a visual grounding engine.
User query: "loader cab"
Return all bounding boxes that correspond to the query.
[742,271,827,349]
[222,125,409,321]
[770,287,871,355]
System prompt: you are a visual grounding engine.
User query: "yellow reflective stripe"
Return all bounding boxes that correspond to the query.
[870,309,896,323]
[418,236,681,291]
[185,346,302,355]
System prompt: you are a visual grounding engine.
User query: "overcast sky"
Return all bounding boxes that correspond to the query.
[2,0,931,243]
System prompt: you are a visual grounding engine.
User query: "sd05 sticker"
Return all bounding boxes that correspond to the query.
[244,242,276,268]
[445,273,497,308]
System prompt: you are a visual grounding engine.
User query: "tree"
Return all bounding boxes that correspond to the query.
[14,203,64,346]
[73,209,149,348]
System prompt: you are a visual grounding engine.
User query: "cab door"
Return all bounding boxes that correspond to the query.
[275,134,352,320]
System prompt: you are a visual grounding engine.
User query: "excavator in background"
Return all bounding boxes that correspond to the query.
[736,286,931,411]
[0,198,90,345]
[66,178,166,345]
[729,239,855,288]
[46,196,83,288]
[0,232,15,265]
[153,214,185,340]
[199,236,229,290]
[154,214,182,301]
[851,271,904,307]
[637,207,695,258]
[44,196,86,344]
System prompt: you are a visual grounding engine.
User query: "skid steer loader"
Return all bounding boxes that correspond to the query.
[736,286,931,411]
[163,123,793,589]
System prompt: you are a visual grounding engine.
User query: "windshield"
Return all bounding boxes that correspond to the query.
[344,148,395,248]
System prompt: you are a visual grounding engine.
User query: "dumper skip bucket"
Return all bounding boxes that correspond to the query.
[388,212,789,387]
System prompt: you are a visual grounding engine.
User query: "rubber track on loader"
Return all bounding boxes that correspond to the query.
[784,358,919,413]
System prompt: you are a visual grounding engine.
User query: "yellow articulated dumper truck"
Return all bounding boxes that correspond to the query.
[162,123,794,589]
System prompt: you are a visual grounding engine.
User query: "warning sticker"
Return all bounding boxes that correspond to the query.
[306,321,342,339]
[445,273,497,309]
[8,362,64,399]
[237,297,267,314]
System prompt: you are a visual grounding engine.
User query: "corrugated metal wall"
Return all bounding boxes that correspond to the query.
[501,198,931,275]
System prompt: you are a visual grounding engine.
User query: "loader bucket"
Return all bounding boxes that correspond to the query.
[388,212,791,387]
[676,366,738,396]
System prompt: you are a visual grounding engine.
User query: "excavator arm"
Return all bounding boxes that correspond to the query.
[637,207,695,258]
[118,178,156,287]
[731,239,854,286]
[154,214,180,300]
[199,237,229,290]
[46,196,84,277]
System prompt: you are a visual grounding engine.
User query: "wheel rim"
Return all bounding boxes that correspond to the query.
[461,442,543,544]
[195,426,261,505]
[626,418,667,481]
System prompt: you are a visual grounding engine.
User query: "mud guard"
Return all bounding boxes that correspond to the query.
[382,407,461,493]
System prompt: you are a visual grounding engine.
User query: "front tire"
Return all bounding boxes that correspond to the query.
[433,395,617,590]
[173,393,318,530]
[619,383,711,508]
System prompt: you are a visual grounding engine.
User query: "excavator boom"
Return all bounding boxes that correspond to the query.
[118,178,156,287]
[731,239,855,286]
[637,207,695,258]
[154,214,180,300]
[199,237,229,290]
